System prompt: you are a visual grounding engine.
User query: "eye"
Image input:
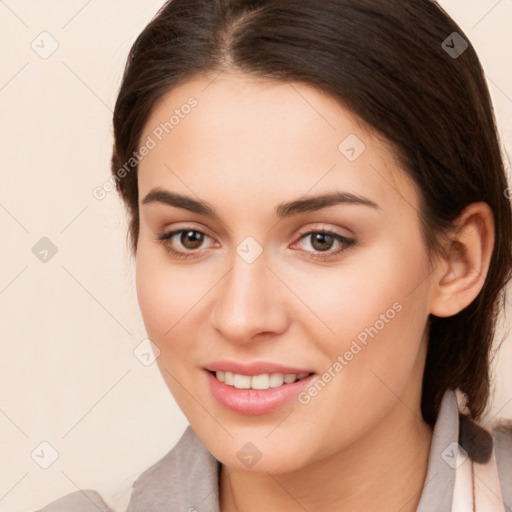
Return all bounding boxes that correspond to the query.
[155,226,356,261]
[292,229,356,260]
[155,228,214,259]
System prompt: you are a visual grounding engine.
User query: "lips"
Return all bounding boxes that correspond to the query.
[205,369,316,415]
[204,360,315,376]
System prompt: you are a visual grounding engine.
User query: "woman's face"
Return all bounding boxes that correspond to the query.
[135,71,436,473]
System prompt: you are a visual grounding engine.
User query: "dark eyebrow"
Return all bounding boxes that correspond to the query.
[141,187,379,219]
[276,191,379,216]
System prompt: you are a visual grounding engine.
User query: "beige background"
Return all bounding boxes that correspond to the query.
[0,1,511,511]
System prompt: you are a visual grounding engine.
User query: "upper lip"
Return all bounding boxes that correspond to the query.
[204,361,315,376]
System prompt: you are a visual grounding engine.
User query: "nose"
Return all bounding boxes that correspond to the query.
[209,248,289,345]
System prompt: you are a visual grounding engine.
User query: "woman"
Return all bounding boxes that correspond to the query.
[37,0,512,510]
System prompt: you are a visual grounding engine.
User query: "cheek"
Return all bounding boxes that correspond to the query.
[299,238,428,336]
[135,244,202,408]
[283,241,431,457]
[135,242,198,346]
[296,235,431,388]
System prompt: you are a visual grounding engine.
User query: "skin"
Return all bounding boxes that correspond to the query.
[135,71,494,511]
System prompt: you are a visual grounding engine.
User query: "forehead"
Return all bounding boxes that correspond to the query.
[137,71,418,215]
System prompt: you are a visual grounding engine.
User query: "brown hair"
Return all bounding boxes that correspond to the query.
[111,0,512,425]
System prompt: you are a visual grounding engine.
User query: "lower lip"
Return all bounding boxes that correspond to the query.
[204,370,316,415]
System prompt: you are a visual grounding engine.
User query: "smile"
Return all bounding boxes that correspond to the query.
[205,369,317,415]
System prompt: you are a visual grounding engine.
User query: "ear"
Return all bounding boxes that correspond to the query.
[429,202,495,318]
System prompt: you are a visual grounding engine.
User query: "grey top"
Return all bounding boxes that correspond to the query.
[35,389,512,512]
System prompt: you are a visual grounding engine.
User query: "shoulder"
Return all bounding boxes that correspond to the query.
[33,426,220,512]
[33,489,114,512]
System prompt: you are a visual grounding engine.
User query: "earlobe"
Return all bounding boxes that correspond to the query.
[429,202,495,318]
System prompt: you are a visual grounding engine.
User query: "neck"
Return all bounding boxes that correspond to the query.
[219,400,433,512]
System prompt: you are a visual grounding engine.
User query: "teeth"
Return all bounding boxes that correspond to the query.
[214,371,310,390]
[251,374,270,389]
[284,374,297,384]
[233,374,251,389]
[269,373,284,388]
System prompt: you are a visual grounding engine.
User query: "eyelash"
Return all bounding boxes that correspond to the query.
[155,227,356,261]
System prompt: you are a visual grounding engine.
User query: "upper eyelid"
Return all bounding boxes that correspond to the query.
[159,223,216,241]
[160,224,353,248]
[160,220,353,237]
[161,223,349,236]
